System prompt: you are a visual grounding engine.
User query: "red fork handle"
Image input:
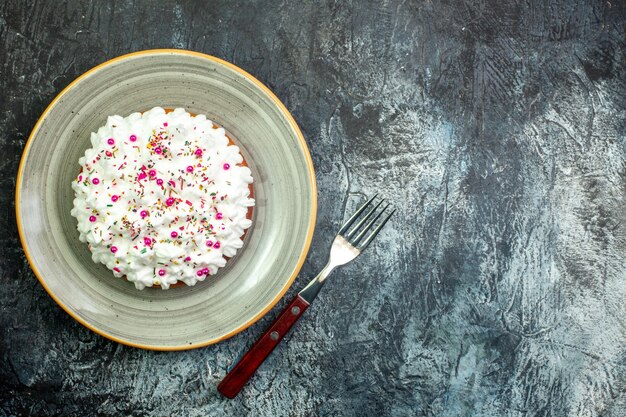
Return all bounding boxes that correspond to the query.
[218,294,310,398]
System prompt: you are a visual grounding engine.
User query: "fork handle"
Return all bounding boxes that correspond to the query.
[217,295,310,398]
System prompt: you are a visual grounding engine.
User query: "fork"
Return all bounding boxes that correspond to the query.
[218,195,394,398]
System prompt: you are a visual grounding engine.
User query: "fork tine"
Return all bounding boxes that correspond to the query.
[356,209,395,250]
[338,194,378,235]
[351,203,389,245]
[345,199,385,240]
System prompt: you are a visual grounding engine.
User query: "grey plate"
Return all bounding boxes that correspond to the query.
[16,50,317,350]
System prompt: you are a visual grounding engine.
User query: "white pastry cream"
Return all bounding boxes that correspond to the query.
[71,107,255,289]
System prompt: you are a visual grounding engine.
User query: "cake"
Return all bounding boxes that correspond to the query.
[70,107,255,289]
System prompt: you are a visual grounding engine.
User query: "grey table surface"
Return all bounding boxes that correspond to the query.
[1,0,626,416]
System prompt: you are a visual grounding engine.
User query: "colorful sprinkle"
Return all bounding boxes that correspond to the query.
[206,240,213,247]
[171,231,178,238]
[148,169,157,177]
[166,197,175,206]
[214,242,221,249]
[140,210,148,218]
[111,195,119,202]
[129,134,137,142]
[196,269,204,276]
[195,148,203,156]
[223,163,230,170]
[107,138,115,145]
[155,147,162,154]
[138,172,147,180]
[158,269,166,276]
[92,178,100,185]
[156,179,164,186]
[186,165,194,173]
[89,215,97,222]
[144,237,152,246]
[216,213,223,220]
[110,246,118,253]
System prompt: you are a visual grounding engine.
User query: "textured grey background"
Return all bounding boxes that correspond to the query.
[1,0,626,416]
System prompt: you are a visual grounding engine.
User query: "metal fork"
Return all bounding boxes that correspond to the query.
[218,195,394,398]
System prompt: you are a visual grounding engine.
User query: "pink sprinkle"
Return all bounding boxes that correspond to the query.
[179,226,184,231]
[113,267,121,272]
[140,210,148,218]
[148,169,156,177]
[186,165,194,173]
[206,240,213,247]
[195,148,203,156]
[144,237,152,246]
[202,267,209,275]
[92,178,100,185]
[158,269,166,277]
[156,179,164,186]
[138,172,147,180]
[107,138,115,145]
[223,163,230,170]
[185,200,192,206]
[105,151,112,157]
[129,135,137,142]
[196,270,204,277]
[110,246,118,253]
[214,242,221,249]
[111,195,119,202]
[155,147,162,154]
[184,256,191,262]
[163,122,168,127]
[166,197,175,206]
[171,231,178,238]
[216,213,223,220]
[78,175,83,182]
[89,215,97,222]
[168,180,176,187]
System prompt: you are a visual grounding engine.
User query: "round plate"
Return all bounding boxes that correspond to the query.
[16,50,317,350]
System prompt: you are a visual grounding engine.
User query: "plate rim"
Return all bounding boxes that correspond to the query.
[15,49,318,351]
